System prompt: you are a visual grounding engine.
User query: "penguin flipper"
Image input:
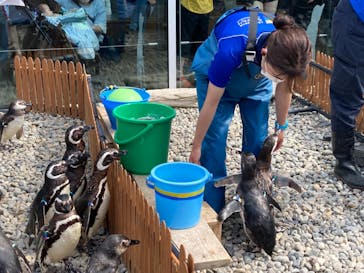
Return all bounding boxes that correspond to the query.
[12,244,32,273]
[16,126,23,139]
[266,194,282,212]
[272,174,303,193]
[25,210,38,246]
[214,174,242,188]
[217,199,243,222]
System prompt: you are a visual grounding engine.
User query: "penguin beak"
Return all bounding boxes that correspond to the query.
[83,125,95,132]
[24,101,32,112]
[65,158,77,166]
[118,149,128,157]
[129,239,140,246]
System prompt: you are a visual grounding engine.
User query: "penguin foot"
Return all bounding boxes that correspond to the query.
[64,259,82,273]
[246,244,262,254]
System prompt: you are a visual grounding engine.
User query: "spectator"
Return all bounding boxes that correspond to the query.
[38,3,100,59]
[55,0,107,41]
[178,0,213,87]
[329,0,364,190]
[189,10,311,212]
[253,0,278,14]
[0,7,8,64]
[276,0,324,30]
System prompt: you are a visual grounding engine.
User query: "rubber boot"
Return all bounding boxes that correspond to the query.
[332,131,364,190]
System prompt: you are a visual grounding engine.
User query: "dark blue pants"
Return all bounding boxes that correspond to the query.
[195,65,271,212]
[330,0,364,133]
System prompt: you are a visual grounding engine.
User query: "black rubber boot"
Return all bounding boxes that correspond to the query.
[332,131,364,190]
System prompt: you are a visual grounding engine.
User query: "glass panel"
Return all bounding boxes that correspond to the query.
[0,0,169,107]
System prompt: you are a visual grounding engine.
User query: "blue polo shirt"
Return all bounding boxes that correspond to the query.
[350,0,364,23]
[192,9,275,88]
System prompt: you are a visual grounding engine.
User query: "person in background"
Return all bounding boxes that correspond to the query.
[189,10,312,212]
[55,0,107,41]
[116,0,129,54]
[0,8,8,65]
[329,0,364,190]
[253,0,278,14]
[276,0,323,30]
[178,0,213,87]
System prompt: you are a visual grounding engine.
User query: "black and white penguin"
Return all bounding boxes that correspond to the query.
[86,234,140,273]
[63,125,94,157]
[35,194,82,272]
[215,134,301,212]
[256,133,303,196]
[74,148,122,244]
[0,229,31,273]
[25,160,71,245]
[0,99,32,143]
[216,152,276,256]
[64,150,90,201]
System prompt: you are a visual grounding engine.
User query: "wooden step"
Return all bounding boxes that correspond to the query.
[96,98,232,270]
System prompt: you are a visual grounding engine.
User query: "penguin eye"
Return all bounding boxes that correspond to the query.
[121,240,129,247]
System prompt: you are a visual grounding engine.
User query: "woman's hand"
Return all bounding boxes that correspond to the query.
[189,145,201,165]
[92,25,103,34]
[274,129,285,151]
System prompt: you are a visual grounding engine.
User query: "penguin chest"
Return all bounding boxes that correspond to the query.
[87,179,110,237]
[71,176,86,201]
[45,216,82,263]
[1,116,24,142]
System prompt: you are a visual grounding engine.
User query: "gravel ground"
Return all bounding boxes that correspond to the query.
[0,97,363,273]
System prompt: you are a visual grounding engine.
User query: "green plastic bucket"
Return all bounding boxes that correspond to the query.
[113,102,176,174]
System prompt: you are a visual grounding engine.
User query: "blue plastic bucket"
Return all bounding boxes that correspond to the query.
[147,162,212,229]
[100,85,150,130]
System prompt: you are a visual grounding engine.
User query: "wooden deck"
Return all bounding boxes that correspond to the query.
[96,89,231,270]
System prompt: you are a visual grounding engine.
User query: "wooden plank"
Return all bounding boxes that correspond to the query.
[61,61,71,117]
[68,62,77,117]
[46,59,57,115]
[147,88,197,108]
[132,175,231,271]
[20,57,30,102]
[41,58,52,114]
[97,102,231,270]
[34,58,44,112]
[54,61,63,114]
[27,58,37,107]
[76,63,85,118]
[171,220,231,271]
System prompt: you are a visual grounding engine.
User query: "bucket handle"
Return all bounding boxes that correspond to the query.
[117,123,154,145]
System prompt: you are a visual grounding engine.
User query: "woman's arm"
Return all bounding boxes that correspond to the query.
[189,82,225,164]
[91,0,107,34]
[274,80,293,150]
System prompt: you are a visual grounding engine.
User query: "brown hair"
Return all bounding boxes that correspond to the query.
[266,13,312,81]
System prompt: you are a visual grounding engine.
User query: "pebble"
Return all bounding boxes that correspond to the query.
[0,98,363,273]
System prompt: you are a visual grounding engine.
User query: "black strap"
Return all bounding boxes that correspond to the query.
[246,10,258,51]
[242,9,259,78]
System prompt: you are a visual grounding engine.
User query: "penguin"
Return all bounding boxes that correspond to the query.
[0,99,32,143]
[0,229,31,273]
[256,133,302,197]
[215,133,301,211]
[64,150,90,201]
[216,152,276,256]
[86,234,140,273]
[35,194,82,273]
[63,125,94,157]
[25,159,71,245]
[74,148,122,244]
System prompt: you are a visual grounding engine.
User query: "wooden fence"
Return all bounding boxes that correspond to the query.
[14,56,194,273]
[293,51,364,133]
